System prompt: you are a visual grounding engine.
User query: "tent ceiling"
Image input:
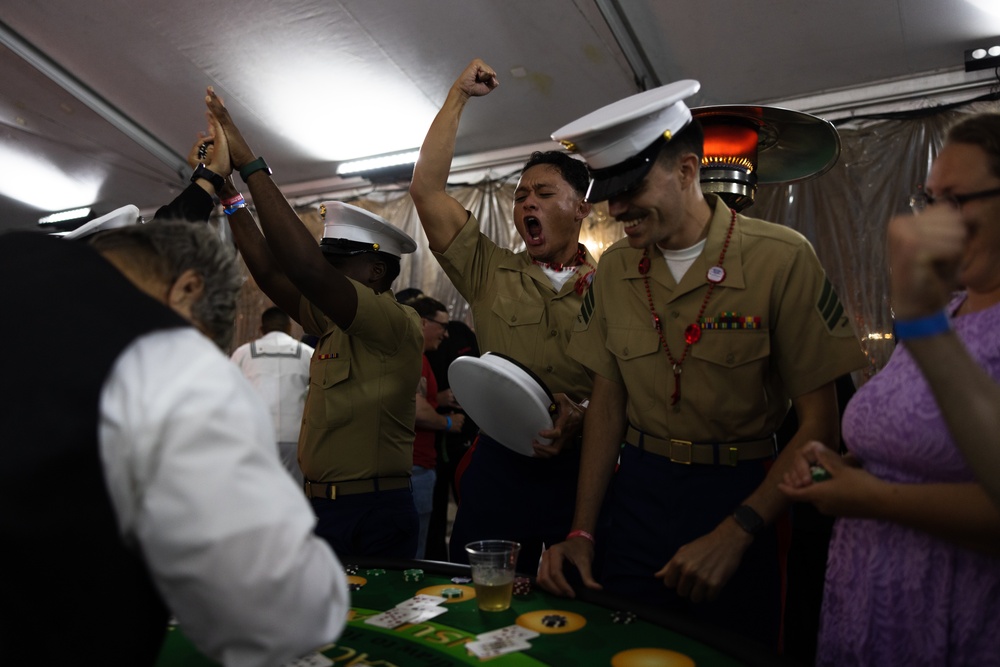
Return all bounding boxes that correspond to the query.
[2,0,999,232]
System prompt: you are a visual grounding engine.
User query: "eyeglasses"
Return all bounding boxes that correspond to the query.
[909,185,1000,214]
[423,317,449,330]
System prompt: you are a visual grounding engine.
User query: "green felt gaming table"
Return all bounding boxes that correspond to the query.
[155,557,793,667]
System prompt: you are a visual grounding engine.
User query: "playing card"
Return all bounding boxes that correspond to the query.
[394,594,447,611]
[411,605,449,622]
[467,636,532,659]
[477,625,539,642]
[365,606,420,628]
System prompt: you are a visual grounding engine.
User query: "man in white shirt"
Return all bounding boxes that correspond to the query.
[0,218,348,667]
[231,306,314,484]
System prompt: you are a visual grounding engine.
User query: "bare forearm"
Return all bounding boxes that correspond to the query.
[411,87,466,200]
[243,171,358,325]
[570,375,627,533]
[414,394,446,430]
[409,87,472,252]
[906,332,1000,508]
[224,207,302,321]
[747,383,841,523]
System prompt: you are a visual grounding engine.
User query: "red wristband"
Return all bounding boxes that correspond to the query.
[566,529,595,544]
[220,193,245,207]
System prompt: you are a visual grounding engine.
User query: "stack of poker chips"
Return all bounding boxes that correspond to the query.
[403,568,424,582]
[439,587,464,599]
[513,577,532,596]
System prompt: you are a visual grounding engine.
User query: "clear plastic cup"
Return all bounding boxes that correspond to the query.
[464,540,521,611]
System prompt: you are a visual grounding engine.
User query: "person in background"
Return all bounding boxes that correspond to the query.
[205,89,424,559]
[425,317,481,561]
[0,218,348,666]
[406,295,466,558]
[780,112,1000,666]
[409,59,595,573]
[231,306,314,485]
[537,81,866,649]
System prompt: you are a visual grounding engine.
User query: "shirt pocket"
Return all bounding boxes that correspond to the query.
[306,357,353,429]
[490,295,544,351]
[691,329,771,417]
[606,326,662,412]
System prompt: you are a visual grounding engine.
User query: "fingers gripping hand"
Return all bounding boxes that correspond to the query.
[202,113,232,178]
[533,394,584,459]
[204,87,256,170]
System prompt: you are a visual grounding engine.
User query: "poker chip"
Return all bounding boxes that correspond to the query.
[611,610,636,624]
[810,465,832,482]
[403,568,425,582]
[440,587,464,599]
[348,582,364,592]
[344,564,359,575]
[450,576,472,584]
[365,568,387,577]
[541,614,568,628]
[513,576,532,596]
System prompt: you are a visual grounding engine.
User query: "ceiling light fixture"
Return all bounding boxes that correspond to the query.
[965,39,1000,72]
[38,207,92,225]
[336,150,420,183]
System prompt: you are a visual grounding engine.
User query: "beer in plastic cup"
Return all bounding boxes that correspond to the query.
[464,540,521,612]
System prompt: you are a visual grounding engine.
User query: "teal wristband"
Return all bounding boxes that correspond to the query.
[893,310,950,340]
[239,157,272,183]
[445,416,452,432]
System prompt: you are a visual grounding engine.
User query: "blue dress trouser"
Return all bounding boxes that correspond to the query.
[601,443,781,649]
[311,488,418,559]
[449,434,580,574]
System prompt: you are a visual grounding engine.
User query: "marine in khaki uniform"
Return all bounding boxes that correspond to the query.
[206,90,424,559]
[409,59,595,572]
[537,81,866,647]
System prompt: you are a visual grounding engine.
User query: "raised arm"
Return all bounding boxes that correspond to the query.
[886,209,1000,508]
[206,88,360,329]
[187,112,304,320]
[409,59,499,252]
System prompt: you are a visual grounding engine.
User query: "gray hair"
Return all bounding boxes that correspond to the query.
[89,220,242,348]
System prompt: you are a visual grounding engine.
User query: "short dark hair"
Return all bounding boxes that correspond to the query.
[946,113,1000,179]
[407,295,447,319]
[522,151,590,197]
[656,118,705,167]
[395,287,424,303]
[260,306,290,333]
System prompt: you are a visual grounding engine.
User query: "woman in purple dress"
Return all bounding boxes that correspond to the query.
[782,113,1000,666]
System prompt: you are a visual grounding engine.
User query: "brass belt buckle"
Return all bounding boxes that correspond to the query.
[669,439,693,464]
[726,446,739,466]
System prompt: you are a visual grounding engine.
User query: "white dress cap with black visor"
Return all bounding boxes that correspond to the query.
[551,80,701,203]
[319,201,416,259]
[448,352,557,457]
[55,205,143,241]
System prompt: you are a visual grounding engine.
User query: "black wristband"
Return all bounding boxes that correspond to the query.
[239,157,272,183]
[732,505,764,536]
[190,163,225,191]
